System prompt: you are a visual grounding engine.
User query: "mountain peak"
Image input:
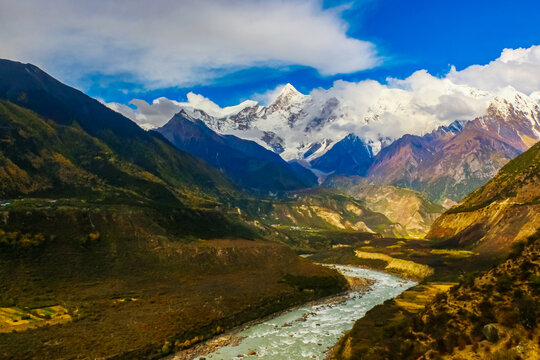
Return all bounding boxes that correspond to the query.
[280,83,300,96]
[343,133,360,142]
[267,83,306,110]
[272,83,303,102]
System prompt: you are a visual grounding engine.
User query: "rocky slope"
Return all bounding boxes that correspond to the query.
[310,134,374,176]
[427,140,540,254]
[325,176,445,238]
[255,188,408,238]
[366,93,540,203]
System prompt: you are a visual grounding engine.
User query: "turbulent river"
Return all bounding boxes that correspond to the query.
[200,265,416,360]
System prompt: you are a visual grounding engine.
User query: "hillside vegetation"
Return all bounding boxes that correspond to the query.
[331,232,540,360]
[0,60,350,359]
[330,141,540,360]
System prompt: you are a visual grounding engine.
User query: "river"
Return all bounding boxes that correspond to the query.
[198,265,416,359]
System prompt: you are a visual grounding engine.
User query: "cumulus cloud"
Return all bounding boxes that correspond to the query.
[448,45,540,94]
[111,44,540,159]
[107,98,183,129]
[0,0,379,88]
[293,72,493,153]
[106,92,259,129]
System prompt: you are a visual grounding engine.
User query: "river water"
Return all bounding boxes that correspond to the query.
[200,265,416,359]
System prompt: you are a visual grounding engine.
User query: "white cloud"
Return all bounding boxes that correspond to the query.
[0,0,379,89]
[251,85,291,106]
[112,44,540,159]
[298,72,493,152]
[106,98,182,129]
[106,92,258,129]
[448,45,540,94]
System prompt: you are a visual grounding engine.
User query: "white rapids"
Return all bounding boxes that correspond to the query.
[200,265,416,359]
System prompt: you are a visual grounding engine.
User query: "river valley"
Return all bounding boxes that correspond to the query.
[188,266,416,360]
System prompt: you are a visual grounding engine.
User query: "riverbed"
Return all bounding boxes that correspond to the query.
[196,265,416,359]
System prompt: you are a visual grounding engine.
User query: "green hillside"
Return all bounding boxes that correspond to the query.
[0,60,349,359]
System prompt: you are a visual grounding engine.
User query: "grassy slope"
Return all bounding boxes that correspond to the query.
[242,187,408,252]
[328,142,540,360]
[0,198,348,359]
[326,176,444,238]
[428,141,540,254]
[0,100,234,207]
[0,235,347,359]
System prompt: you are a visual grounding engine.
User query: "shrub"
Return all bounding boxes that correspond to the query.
[434,292,448,302]
[88,232,101,241]
[509,241,526,259]
[478,300,497,323]
[443,331,459,353]
[161,341,171,355]
[517,295,538,329]
[80,232,101,246]
[496,274,513,293]
[526,228,540,245]
[493,348,520,360]
[529,274,540,295]
[499,308,519,328]
[459,271,480,288]
[0,229,47,248]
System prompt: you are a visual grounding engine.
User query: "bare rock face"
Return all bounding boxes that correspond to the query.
[365,93,540,203]
[428,140,540,254]
[482,324,499,342]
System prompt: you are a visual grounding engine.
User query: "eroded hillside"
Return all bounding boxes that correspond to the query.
[428,141,540,254]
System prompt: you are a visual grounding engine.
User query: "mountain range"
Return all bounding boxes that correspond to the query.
[170,83,540,206]
[156,109,316,193]
[1,55,539,360]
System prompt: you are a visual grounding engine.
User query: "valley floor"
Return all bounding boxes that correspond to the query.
[0,239,347,360]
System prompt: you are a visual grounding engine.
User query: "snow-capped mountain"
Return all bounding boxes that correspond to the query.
[365,89,540,202]
[177,83,382,162]
[174,84,540,203]
[156,109,316,192]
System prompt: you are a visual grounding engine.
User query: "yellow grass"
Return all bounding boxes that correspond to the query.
[395,282,457,313]
[332,244,352,249]
[430,249,477,258]
[0,305,71,333]
[355,250,434,279]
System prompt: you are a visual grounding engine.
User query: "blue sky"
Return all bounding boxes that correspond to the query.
[1,0,539,107]
[113,0,540,106]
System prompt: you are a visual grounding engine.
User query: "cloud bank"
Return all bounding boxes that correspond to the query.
[448,46,540,94]
[115,45,540,136]
[0,0,379,88]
